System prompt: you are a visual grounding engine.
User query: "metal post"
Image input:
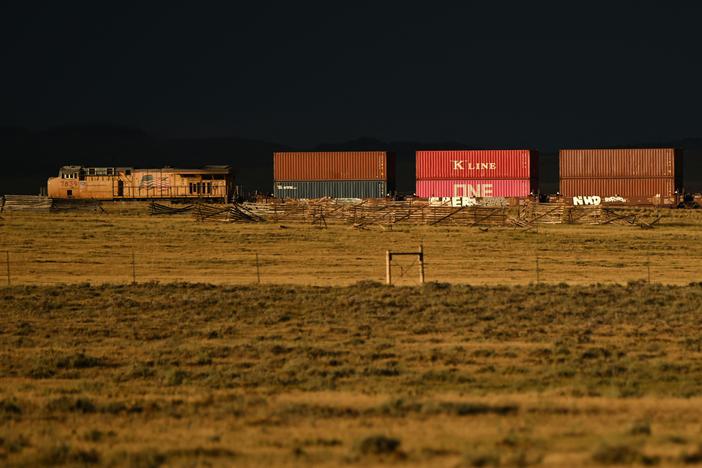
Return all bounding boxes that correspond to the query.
[5,251,10,287]
[255,253,261,284]
[131,251,136,284]
[386,250,392,285]
[418,244,425,284]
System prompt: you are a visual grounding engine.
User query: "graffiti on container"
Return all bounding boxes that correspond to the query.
[429,197,474,207]
[453,183,493,197]
[572,196,601,206]
[429,197,450,206]
[478,197,509,207]
[276,185,297,190]
[429,196,507,207]
[604,196,627,203]
[451,161,497,171]
[452,197,478,207]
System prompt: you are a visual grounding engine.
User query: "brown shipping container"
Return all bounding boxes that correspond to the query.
[560,178,675,199]
[274,151,394,182]
[559,148,682,179]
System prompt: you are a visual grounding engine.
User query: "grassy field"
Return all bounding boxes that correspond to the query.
[2,282,702,466]
[2,206,702,285]
[3,208,702,466]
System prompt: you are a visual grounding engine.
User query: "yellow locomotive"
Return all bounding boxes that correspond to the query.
[47,165,235,202]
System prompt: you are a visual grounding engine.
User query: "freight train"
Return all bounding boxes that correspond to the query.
[48,147,685,207]
[47,165,236,202]
[273,148,683,206]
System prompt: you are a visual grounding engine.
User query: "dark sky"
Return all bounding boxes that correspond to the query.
[3,1,702,148]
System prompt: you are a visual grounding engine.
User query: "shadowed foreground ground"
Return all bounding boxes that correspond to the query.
[2,282,702,466]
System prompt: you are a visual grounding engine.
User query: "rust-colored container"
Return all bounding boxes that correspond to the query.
[274,151,394,182]
[559,178,676,200]
[559,148,682,203]
[416,179,534,198]
[416,150,537,179]
[559,148,681,178]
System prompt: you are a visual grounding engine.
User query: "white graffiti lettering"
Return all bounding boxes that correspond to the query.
[572,195,602,206]
[604,196,627,203]
[450,197,478,207]
[430,196,507,207]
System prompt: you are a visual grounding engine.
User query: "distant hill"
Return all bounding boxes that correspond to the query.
[0,126,292,195]
[1,126,701,195]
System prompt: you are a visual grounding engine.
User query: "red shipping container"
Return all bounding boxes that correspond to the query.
[416,150,537,179]
[559,148,680,178]
[416,179,533,198]
[559,178,675,199]
[274,151,392,181]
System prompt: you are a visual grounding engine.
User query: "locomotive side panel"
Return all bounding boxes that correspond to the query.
[48,167,233,201]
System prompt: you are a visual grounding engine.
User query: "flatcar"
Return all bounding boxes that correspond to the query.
[47,165,235,202]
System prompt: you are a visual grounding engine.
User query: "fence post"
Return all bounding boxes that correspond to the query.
[535,254,540,284]
[418,244,425,284]
[5,251,10,287]
[131,251,136,284]
[255,253,261,284]
[385,250,392,285]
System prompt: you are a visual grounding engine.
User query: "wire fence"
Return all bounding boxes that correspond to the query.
[0,247,695,287]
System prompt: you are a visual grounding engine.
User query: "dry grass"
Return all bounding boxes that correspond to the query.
[3,207,702,465]
[1,206,702,286]
[2,282,702,466]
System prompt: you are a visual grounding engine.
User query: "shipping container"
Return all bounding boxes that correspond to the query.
[274,151,395,183]
[416,150,537,180]
[559,148,682,179]
[415,179,534,198]
[559,178,676,200]
[274,180,389,199]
